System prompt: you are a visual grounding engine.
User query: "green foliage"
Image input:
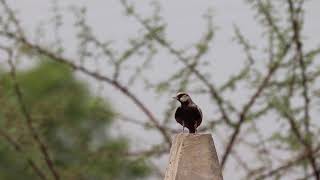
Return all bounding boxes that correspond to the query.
[269,132,302,151]
[0,60,150,180]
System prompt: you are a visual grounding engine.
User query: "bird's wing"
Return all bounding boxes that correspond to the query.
[197,105,203,120]
[174,107,183,124]
[191,105,202,126]
[189,104,202,118]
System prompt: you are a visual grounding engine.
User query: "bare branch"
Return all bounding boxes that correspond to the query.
[0,129,47,180]
[0,31,172,147]
[5,47,60,180]
[287,0,318,178]
[221,42,291,168]
[288,0,311,136]
[120,0,235,127]
[0,0,24,37]
[254,144,320,179]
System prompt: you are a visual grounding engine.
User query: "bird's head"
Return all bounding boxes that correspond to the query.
[173,92,192,104]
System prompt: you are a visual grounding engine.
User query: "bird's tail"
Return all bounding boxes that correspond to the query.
[189,127,196,133]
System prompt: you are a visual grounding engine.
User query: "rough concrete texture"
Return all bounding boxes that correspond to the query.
[164,133,223,180]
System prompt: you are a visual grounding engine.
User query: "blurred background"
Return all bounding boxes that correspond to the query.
[0,0,320,179]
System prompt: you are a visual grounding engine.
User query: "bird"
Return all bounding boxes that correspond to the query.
[173,92,202,133]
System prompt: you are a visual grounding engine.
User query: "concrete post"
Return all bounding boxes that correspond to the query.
[164,133,223,180]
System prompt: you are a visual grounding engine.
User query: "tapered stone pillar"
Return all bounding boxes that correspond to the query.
[164,133,223,180]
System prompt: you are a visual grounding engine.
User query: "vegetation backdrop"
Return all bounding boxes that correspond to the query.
[0,0,320,179]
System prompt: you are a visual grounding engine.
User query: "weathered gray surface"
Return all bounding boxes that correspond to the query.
[164,133,223,180]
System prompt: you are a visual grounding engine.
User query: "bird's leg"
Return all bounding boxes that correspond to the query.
[182,121,185,133]
[194,122,198,134]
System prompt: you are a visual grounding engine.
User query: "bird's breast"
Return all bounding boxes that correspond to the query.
[179,107,200,121]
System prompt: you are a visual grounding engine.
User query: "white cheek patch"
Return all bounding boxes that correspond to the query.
[180,95,188,102]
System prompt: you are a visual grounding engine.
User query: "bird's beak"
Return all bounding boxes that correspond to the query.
[172,96,178,100]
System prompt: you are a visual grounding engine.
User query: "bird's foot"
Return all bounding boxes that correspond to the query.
[182,122,185,133]
[194,123,198,134]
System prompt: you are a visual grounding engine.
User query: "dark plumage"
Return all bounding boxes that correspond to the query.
[173,92,202,133]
